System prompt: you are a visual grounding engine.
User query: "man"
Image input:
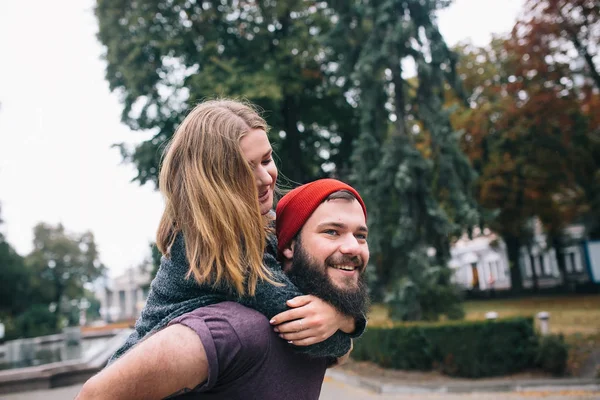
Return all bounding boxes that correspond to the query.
[76,179,369,400]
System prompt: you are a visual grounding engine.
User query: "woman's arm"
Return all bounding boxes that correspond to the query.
[270,295,357,345]
[239,241,365,358]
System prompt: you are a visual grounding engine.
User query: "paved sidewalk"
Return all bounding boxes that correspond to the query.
[325,369,600,395]
[0,384,82,400]
[1,369,599,399]
[1,377,599,400]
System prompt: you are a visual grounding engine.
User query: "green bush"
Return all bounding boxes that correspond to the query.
[354,317,537,378]
[535,334,568,376]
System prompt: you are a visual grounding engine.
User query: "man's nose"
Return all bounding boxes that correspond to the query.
[339,234,361,255]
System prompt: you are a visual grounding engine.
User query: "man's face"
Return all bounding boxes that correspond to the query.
[283,197,370,318]
[290,198,369,289]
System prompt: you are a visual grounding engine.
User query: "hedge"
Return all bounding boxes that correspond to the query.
[353,317,538,378]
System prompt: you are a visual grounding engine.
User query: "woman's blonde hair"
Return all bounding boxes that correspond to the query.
[157,99,275,296]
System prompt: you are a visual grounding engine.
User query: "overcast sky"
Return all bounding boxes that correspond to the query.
[0,0,524,278]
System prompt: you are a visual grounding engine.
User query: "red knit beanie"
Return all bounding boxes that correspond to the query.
[276,179,367,256]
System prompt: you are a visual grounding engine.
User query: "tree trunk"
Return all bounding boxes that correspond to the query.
[504,233,523,292]
[552,235,571,291]
[559,13,600,92]
[280,95,308,183]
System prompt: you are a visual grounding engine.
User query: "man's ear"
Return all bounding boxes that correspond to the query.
[282,241,295,261]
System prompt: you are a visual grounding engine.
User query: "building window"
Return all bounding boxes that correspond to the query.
[565,252,573,273]
[564,249,583,274]
[573,251,583,272]
[530,255,538,277]
[522,254,531,277]
[541,255,552,276]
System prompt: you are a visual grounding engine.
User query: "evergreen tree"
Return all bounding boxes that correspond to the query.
[329,0,478,320]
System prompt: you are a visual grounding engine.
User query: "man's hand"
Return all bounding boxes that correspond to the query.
[76,324,208,400]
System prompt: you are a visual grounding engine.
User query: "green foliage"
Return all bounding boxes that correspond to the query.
[330,0,478,316]
[93,0,478,320]
[0,235,30,316]
[25,223,106,319]
[535,334,568,376]
[84,291,102,321]
[65,303,81,327]
[386,251,465,321]
[95,0,360,185]
[0,205,38,318]
[12,304,59,339]
[353,317,538,378]
[149,242,161,280]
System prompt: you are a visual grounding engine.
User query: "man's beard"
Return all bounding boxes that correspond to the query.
[285,241,370,320]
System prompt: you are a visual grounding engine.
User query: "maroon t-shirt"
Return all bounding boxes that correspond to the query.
[168,302,328,400]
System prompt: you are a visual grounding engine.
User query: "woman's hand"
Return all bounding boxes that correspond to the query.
[269,295,356,346]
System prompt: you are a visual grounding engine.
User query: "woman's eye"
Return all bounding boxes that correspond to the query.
[261,158,273,166]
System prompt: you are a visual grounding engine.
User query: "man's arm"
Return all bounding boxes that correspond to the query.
[76,324,208,400]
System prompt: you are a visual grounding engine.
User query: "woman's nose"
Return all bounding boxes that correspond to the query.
[255,165,273,186]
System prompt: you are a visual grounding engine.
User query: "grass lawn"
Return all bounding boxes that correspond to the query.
[462,294,600,336]
[368,294,600,335]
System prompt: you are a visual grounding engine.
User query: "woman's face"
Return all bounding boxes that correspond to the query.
[239,129,278,215]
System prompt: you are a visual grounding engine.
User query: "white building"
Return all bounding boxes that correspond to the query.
[449,222,592,291]
[95,267,152,322]
[519,223,589,288]
[449,229,512,291]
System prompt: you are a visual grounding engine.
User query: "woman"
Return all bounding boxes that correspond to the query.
[109,99,363,364]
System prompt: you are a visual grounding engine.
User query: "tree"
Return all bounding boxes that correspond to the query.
[140,241,162,290]
[513,0,600,241]
[329,0,478,320]
[25,223,106,322]
[95,0,360,185]
[0,205,32,317]
[516,0,599,92]
[451,11,600,290]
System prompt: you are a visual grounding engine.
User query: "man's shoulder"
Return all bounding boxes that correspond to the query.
[171,302,272,351]
[183,301,268,323]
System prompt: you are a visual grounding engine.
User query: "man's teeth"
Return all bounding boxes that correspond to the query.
[331,265,355,271]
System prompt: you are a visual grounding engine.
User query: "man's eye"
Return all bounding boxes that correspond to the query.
[355,234,367,240]
[323,229,338,236]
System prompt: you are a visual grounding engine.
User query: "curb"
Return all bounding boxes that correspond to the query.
[325,370,600,394]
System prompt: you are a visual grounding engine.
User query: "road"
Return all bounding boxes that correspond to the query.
[1,378,599,399]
